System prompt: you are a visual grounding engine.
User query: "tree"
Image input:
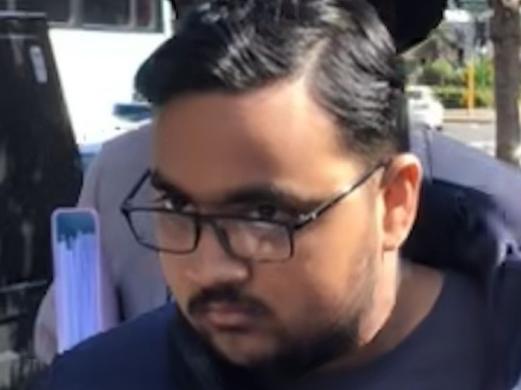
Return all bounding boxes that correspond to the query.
[489,0,521,165]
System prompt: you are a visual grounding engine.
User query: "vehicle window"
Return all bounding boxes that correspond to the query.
[14,0,71,23]
[82,0,130,26]
[0,1,11,11]
[136,0,153,28]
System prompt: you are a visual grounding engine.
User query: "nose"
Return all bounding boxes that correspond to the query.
[185,222,251,289]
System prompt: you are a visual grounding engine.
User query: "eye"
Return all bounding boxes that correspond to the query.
[248,203,292,221]
[157,193,193,212]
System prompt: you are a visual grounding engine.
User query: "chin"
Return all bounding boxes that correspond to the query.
[211,332,279,368]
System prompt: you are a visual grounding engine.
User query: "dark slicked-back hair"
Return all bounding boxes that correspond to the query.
[137,0,408,164]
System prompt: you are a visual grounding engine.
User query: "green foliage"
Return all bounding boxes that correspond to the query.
[474,57,494,89]
[433,86,465,108]
[416,57,494,88]
[415,56,494,108]
[475,88,494,107]
[419,59,461,86]
[433,86,494,108]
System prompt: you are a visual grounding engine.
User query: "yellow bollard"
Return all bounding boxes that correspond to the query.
[467,60,475,113]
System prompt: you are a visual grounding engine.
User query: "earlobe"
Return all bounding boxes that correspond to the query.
[381,155,422,252]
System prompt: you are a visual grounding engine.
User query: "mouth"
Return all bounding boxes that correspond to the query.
[195,302,264,331]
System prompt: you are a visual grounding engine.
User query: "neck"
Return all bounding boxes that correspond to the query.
[311,260,443,376]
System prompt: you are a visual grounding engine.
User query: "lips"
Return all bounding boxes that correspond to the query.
[197,302,261,330]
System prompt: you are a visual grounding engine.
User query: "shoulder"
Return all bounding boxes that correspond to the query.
[430,270,485,328]
[401,266,487,353]
[423,270,488,364]
[86,125,152,208]
[36,304,177,390]
[101,125,152,157]
[97,125,152,168]
[70,302,174,357]
[77,125,152,206]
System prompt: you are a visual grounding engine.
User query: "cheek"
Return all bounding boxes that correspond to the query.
[297,214,376,297]
[274,200,380,324]
[159,255,192,307]
[256,245,365,334]
[248,264,340,341]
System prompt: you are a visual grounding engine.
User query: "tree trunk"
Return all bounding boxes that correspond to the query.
[490,0,521,166]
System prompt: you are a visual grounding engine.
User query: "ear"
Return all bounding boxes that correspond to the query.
[381,154,422,252]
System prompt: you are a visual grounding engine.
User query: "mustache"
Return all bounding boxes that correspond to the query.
[188,285,269,316]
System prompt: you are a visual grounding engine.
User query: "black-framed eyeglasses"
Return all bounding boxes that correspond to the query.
[120,161,389,262]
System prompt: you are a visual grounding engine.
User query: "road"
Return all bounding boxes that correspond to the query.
[442,122,495,156]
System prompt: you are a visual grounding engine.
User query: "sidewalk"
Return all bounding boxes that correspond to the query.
[444,108,495,124]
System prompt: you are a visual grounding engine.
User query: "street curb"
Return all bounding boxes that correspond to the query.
[444,117,495,124]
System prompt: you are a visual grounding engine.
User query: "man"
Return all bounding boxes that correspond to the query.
[35,1,500,389]
[34,0,447,366]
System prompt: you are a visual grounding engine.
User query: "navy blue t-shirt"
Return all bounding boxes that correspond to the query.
[288,271,490,390]
[35,271,492,390]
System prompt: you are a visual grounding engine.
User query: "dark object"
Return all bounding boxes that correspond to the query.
[168,0,448,52]
[370,0,447,52]
[112,103,152,123]
[0,12,82,360]
[405,127,521,389]
[169,0,207,18]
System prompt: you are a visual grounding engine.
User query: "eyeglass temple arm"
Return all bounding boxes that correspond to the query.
[293,161,390,229]
[122,170,152,209]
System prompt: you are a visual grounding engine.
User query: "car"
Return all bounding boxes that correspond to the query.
[407,85,444,131]
[110,102,152,133]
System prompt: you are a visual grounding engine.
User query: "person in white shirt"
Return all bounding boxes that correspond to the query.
[33,127,167,364]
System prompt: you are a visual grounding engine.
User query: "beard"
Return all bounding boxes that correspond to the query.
[247,308,363,382]
[178,248,378,386]
[248,256,377,381]
[173,290,372,389]
[183,306,364,390]
[202,271,375,385]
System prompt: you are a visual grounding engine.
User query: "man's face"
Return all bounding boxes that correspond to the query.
[153,80,407,370]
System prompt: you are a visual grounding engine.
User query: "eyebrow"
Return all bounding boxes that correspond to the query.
[150,170,322,211]
[150,171,186,196]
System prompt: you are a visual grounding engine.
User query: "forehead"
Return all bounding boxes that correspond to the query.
[153,80,360,201]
